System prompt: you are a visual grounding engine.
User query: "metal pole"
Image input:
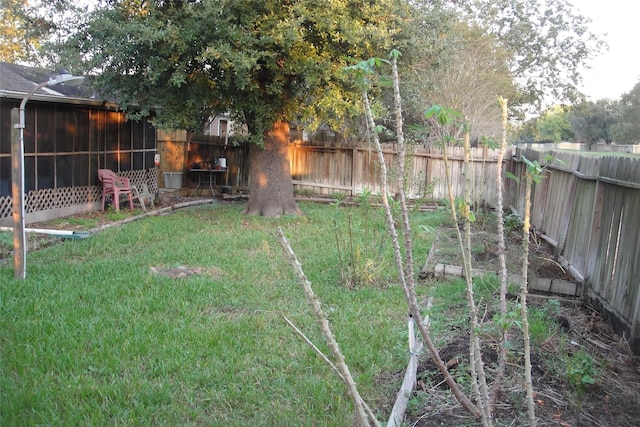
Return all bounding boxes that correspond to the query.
[11,107,26,279]
[11,81,47,279]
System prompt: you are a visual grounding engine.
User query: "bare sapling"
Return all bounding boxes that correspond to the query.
[491,96,510,403]
[463,128,492,425]
[505,153,564,425]
[521,169,536,426]
[518,156,546,427]
[345,57,481,419]
[425,105,492,426]
[390,52,414,288]
[276,228,380,427]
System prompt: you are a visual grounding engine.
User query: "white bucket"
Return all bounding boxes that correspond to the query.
[163,172,183,189]
[218,157,227,169]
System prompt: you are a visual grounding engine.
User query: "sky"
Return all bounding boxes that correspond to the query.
[573,0,640,100]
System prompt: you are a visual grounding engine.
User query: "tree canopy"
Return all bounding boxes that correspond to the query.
[520,80,640,145]
[614,80,640,143]
[0,0,28,62]
[569,99,618,144]
[11,0,607,144]
[56,0,411,138]
[449,0,605,112]
[0,0,86,64]
[416,22,517,142]
[536,105,573,143]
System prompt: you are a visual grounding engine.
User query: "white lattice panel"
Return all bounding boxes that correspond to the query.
[0,196,12,219]
[0,169,153,221]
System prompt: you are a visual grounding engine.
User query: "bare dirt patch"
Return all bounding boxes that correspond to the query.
[149,265,224,280]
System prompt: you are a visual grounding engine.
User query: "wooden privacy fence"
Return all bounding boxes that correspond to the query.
[187,135,250,190]
[290,142,509,205]
[187,138,509,205]
[507,147,640,353]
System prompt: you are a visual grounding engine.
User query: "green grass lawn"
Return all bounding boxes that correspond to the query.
[1,201,613,426]
[0,202,440,426]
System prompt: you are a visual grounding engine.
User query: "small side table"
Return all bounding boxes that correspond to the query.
[189,169,227,197]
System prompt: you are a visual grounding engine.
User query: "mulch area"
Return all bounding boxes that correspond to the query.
[402,295,640,426]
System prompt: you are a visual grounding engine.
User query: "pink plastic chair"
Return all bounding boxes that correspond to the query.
[98,169,134,211]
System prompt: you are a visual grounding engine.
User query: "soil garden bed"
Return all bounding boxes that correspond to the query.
[394,212,640,426]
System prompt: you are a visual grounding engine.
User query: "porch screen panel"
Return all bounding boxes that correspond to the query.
[24,103,40,154]
[144,152,154,169]
[77,108,90,152]
[56,108,75,152]
[0,99,19,154]
[132,152,144,170]
[120,118,131,151]
[90,110,105,154]
[24,157,35,192]
[105,111,120,152]
[133,120,144,150]
[144,119,155,149]
[119,151,132,171]
[72,154,90,187]
[89,153,100,186]
[0,157,10,197]
[36,156,55,190]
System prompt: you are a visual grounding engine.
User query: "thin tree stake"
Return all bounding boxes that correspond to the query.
[276,228,379,427]
[280,314,380,425]
[281,314,343,379]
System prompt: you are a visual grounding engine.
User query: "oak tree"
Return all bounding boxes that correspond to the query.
[56,0,409,216]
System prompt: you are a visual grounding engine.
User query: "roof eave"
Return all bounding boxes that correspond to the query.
[0,90,117,108]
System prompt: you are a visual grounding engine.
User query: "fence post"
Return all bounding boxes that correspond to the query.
[351,147,357,197]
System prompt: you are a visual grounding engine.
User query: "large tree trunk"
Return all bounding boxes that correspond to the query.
[242,121,302,217]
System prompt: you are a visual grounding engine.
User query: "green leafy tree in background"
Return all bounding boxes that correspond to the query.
[449,0,605,113]
[536,105,573,143]
[569,99,618,145]
[0,0,86,64]
[613,80,640,144]
[0,0,28,62]
[416,22,517,143]
[53,0,411,216]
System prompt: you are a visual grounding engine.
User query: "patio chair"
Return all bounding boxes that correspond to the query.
[98,169,134,211]
[131,182,155,212]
